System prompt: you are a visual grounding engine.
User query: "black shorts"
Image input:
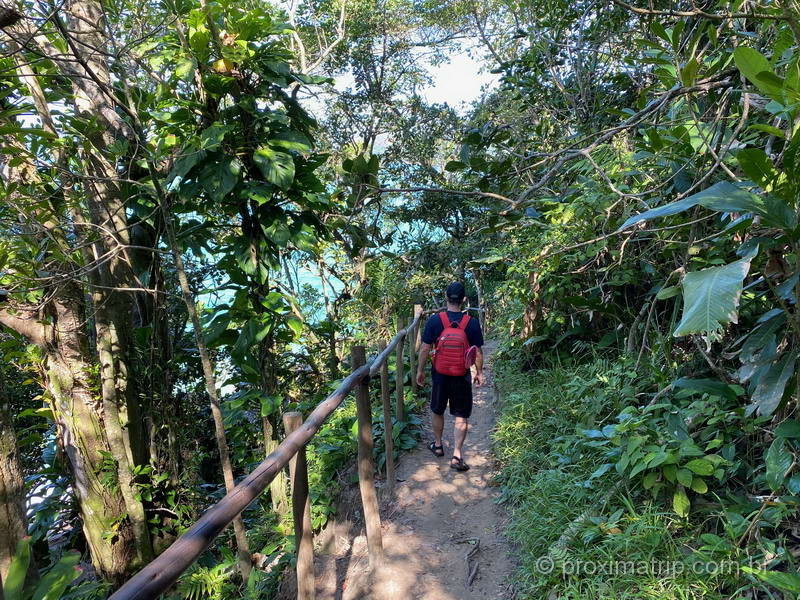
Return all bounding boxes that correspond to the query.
[430,372,473,418]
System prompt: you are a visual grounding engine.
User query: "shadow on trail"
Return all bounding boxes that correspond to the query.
[311,342,514,600]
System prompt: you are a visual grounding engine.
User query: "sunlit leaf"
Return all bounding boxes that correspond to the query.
[31,550,80,600]
[673,485,690,517]
[674,255,754,337]
[269,130,312,152]
[742,568,800,593]
[684,458,714,476]
[737,148,778,189]
[253,146,295,190]
[734,46,784,102]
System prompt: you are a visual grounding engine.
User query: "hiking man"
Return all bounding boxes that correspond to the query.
[416,282,484,472]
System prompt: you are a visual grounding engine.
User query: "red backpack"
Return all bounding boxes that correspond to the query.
[433,312,472,376]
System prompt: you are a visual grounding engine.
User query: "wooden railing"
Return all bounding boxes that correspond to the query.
[109,305,430,600]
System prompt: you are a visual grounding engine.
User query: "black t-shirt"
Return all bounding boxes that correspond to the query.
[422,311,484,381]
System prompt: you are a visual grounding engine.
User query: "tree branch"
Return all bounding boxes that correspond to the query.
[611,0,785,20]
[0,306,47,345]
[366,186,514,205]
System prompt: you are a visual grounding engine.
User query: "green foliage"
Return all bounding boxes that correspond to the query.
[492,354,785,598]
[581,391,739,517]
[175,563,235,600]
[3,539,81,600]
[9,0,800,595]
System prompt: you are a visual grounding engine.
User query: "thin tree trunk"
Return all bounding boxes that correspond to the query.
[259,333,289,518]
[471,271,486,333]
[262,417,289,517]
[159,199,252,580]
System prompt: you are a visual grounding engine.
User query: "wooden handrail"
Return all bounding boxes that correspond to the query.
[368,307,422,376]
[109,309,425,600]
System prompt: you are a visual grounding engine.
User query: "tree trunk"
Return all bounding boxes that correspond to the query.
[259,336,289,518]
[0,373,35,586]
[43,289,148,582]
[159,197,252,580]
[471,270,486,333]
[2,37,154,579]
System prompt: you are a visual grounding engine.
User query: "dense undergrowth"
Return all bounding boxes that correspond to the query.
[493,350,800,599]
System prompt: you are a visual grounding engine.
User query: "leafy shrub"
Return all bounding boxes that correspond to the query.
[175,563,235,600]
[2,538,80,600]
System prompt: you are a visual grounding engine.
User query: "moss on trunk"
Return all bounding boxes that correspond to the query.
[0,374,35,586]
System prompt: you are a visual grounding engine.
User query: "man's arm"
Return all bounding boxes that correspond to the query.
[416,342,432,387]
[473,347,485,386]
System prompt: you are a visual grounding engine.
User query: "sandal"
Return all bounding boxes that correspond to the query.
[450,456,470,472]
[428,441,444,457]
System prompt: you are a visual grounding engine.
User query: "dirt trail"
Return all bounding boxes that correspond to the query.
[310,341,514,600]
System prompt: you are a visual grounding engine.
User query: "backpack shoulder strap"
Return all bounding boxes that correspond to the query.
[459,314,471,330]
[438,311,450,329]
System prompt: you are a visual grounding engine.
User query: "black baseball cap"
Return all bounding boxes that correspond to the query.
[446,282,466,302]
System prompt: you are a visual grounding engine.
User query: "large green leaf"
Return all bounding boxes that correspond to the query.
[765,437,794,492]
[253,146,295,190]
[673,485,690,517]
[749,352,797,416]
[742,568,800,594]
[674,255,754,337]
[737,148,779,189]
[775,419,800,439]
[4,537,30,600]
[762,195,797,229]
[286,316,303,339]
[166,148,207,190]
[617,194,701,231]
[676,468,693,487]
[674,377,738,402]
[684,458,714,476]
[199,123,229,150]
[617,182,762,231]
[269,130,312,152]
[741,311,786,362]
[696,181,766,215]
[734,47,785,103]
[31,550,80,600]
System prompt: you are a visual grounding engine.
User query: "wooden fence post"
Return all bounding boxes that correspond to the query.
[377,340,394,496]
[282,412,315,600]
[351,346,384,567]
[409,320,417,399]
[411,305,423,396]
[395,317,406,423]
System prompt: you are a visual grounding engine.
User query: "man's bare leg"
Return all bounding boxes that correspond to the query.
[432,412,444,447]
[453,417,469,460]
